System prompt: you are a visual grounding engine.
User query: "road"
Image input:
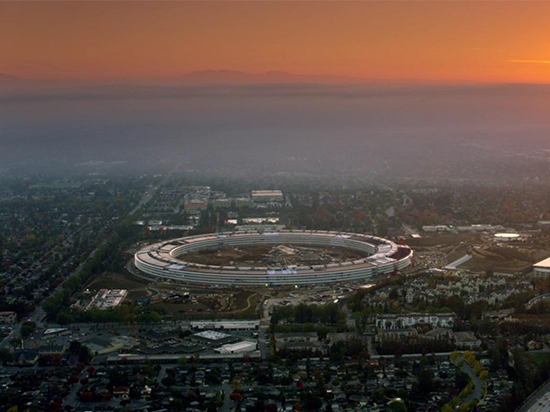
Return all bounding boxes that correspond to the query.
[1,165,182,350]
[451,354,484,407]
[129,162,180,216]
[460,360,483,404]
[517,380,550,412]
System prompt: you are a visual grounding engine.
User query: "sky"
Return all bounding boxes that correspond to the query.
[2,1,550,83]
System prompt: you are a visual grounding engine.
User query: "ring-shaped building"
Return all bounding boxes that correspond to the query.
[134,230,413,286]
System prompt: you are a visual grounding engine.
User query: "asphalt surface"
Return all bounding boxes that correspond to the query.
[518,380,550,412]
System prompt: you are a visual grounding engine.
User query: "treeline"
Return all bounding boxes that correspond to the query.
[328,338,370,361]
[271,303,345,326]
[500,349,550,412]
[42,218,140,321]
[375,337,454,355]
[55,304,162,324]
[271,324,339,339]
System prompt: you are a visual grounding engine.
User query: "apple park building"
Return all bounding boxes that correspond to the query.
[134,230,413,286]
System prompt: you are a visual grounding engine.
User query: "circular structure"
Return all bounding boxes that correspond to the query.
[494,233,520,241]
[134,230,413,286]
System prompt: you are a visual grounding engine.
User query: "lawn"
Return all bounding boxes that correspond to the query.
[530,352,550,368]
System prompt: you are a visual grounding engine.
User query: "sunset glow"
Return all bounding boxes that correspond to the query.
[2,1,550,83]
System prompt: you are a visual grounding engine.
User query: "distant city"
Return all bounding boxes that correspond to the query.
[1,171,550,412]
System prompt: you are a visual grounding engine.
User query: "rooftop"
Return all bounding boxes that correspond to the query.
[534,257,550,269]
[193,330,232,341]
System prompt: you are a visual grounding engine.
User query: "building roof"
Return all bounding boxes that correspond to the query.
[38,345,65,353]
[190,320,259,328]
[534,257,550,269]
[494,233,520,239]
[193,330,232,341]
[43,328,68,335]
[453,331,480,343]
[216,341,256,352]
[251,190,283,197]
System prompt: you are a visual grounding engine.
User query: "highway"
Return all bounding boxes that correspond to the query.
[517,380,550,412]
[1,166,178,350]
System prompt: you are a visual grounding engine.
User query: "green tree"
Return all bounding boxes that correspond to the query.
[0,349,14,363]
[389,400,407,412]
[20,321,36,339]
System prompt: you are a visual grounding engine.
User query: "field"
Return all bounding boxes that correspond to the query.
[150,289,261,319]
[183,244,365,267]
[530,352,550,368]
[86,270,264,319]
[459,246,547,272]
[406,234,479,247]
[86,271,151,291]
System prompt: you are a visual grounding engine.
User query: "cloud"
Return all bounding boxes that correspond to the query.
[507,59,550,65]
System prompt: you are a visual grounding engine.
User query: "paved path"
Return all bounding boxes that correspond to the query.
[459,357,483,404]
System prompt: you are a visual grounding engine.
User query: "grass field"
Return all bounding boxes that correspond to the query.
[221,291,261,318]
[530,352,550,368]
[149,289,261,319]
[86,271,151,291]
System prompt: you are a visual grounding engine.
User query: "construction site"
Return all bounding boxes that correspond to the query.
[183,244,365,268]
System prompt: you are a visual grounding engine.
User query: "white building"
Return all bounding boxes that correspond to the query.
[533,257,550,277]
[453,331,481,350]
[215,341,257,354]
[0,311,17,324]
[251,190,284,203]
[376,313,456,329]
[190,320,259,331]
[422,225,451,233]
[87,289,128,310]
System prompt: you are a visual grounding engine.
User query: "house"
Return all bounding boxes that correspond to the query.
[376,313,456,329]
[11,349,39,366]
[376,328,418,343]
[38,345,66,357]
[423,328,452,340]
[113,386,130,399]
[0,311,17,324]
[274,332,322,352]
[453,331,481,350]
[274,332,318,344]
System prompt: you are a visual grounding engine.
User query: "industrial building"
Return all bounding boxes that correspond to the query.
[533,257,550,277]
[251,190,284,203]
[215,341,257,354]
[190,320,259,331]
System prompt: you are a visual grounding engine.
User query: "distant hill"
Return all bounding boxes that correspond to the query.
[176,70,365,84]
[0,73,29,85]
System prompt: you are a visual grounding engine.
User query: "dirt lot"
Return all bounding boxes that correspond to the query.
[150,289,261,319]
[183,244,364,267]
[407,234,480,248]
[459,246,546,272]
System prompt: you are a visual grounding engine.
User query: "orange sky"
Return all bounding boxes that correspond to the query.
[1,1,550,83]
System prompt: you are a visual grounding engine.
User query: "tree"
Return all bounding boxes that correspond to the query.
[416,368,435,395]
[78,345,91,364]
[0,349,14,363]
[69,340,82,355]
[20,321,36,339]
[389,400,407,412]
